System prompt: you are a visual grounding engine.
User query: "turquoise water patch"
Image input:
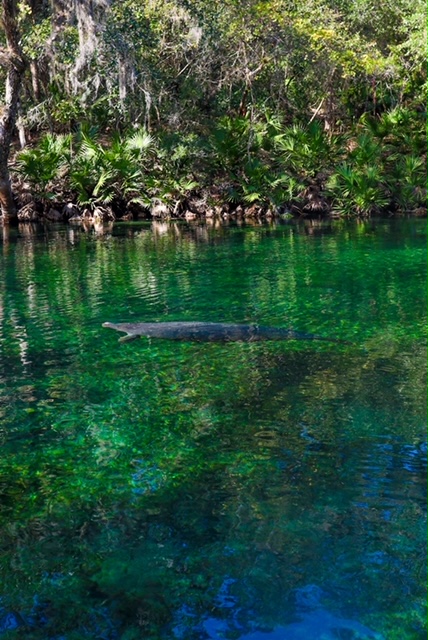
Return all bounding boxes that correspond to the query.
[0,219,426,639]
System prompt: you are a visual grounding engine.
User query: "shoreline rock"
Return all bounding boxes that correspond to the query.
[10,187,427,225]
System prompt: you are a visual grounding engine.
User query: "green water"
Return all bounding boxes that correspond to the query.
[0,218,426,640]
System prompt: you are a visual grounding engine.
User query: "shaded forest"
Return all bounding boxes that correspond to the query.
[0,0,426,222]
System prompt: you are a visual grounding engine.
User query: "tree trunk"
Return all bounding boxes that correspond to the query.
[0,0,26,223]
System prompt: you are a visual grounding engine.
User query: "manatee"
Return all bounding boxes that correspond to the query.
[102,321,350,344]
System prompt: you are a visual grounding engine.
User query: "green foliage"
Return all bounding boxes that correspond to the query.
[226,158,303,209]
[69,128,155,208]
[225,158,270,205]
[273,121,345,179]
[207,116,308,208]
[7,0,426,137]
[386,155,426,210]
[14,107,425,216]
[360,108,412,140]
[21,17,52,60]
[209,116,260,171]
[329,133,386,215]
[359,107,427,155]
[15,134,72,198]
[7,0,426,218]
[50,95,85,130]
[348,133,383,166]
[326,163,389,216]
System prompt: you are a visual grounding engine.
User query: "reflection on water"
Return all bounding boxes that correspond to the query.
[0,219,426,639]
[201,582,384,639]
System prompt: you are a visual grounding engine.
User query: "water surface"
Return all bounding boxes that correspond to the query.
[0,218,426,639]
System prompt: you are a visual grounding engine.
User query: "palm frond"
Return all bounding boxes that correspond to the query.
[126,130,154,153]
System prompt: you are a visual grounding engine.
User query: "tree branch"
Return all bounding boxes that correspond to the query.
[0,47,26,72]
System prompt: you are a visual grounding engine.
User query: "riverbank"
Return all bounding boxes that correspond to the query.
[12,184,428,225]
[11,184,330,224]
[8,111,427,224]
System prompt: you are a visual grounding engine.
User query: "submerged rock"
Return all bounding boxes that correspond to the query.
[62,202,80,219]
[45,207,63,221]
[93,206,115,222]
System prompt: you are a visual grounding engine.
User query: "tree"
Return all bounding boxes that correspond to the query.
[0,0,26,222]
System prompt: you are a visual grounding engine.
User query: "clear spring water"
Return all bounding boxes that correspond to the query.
[0,218,426,639]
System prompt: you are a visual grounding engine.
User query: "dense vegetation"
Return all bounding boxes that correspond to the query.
[0,0,426,222]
